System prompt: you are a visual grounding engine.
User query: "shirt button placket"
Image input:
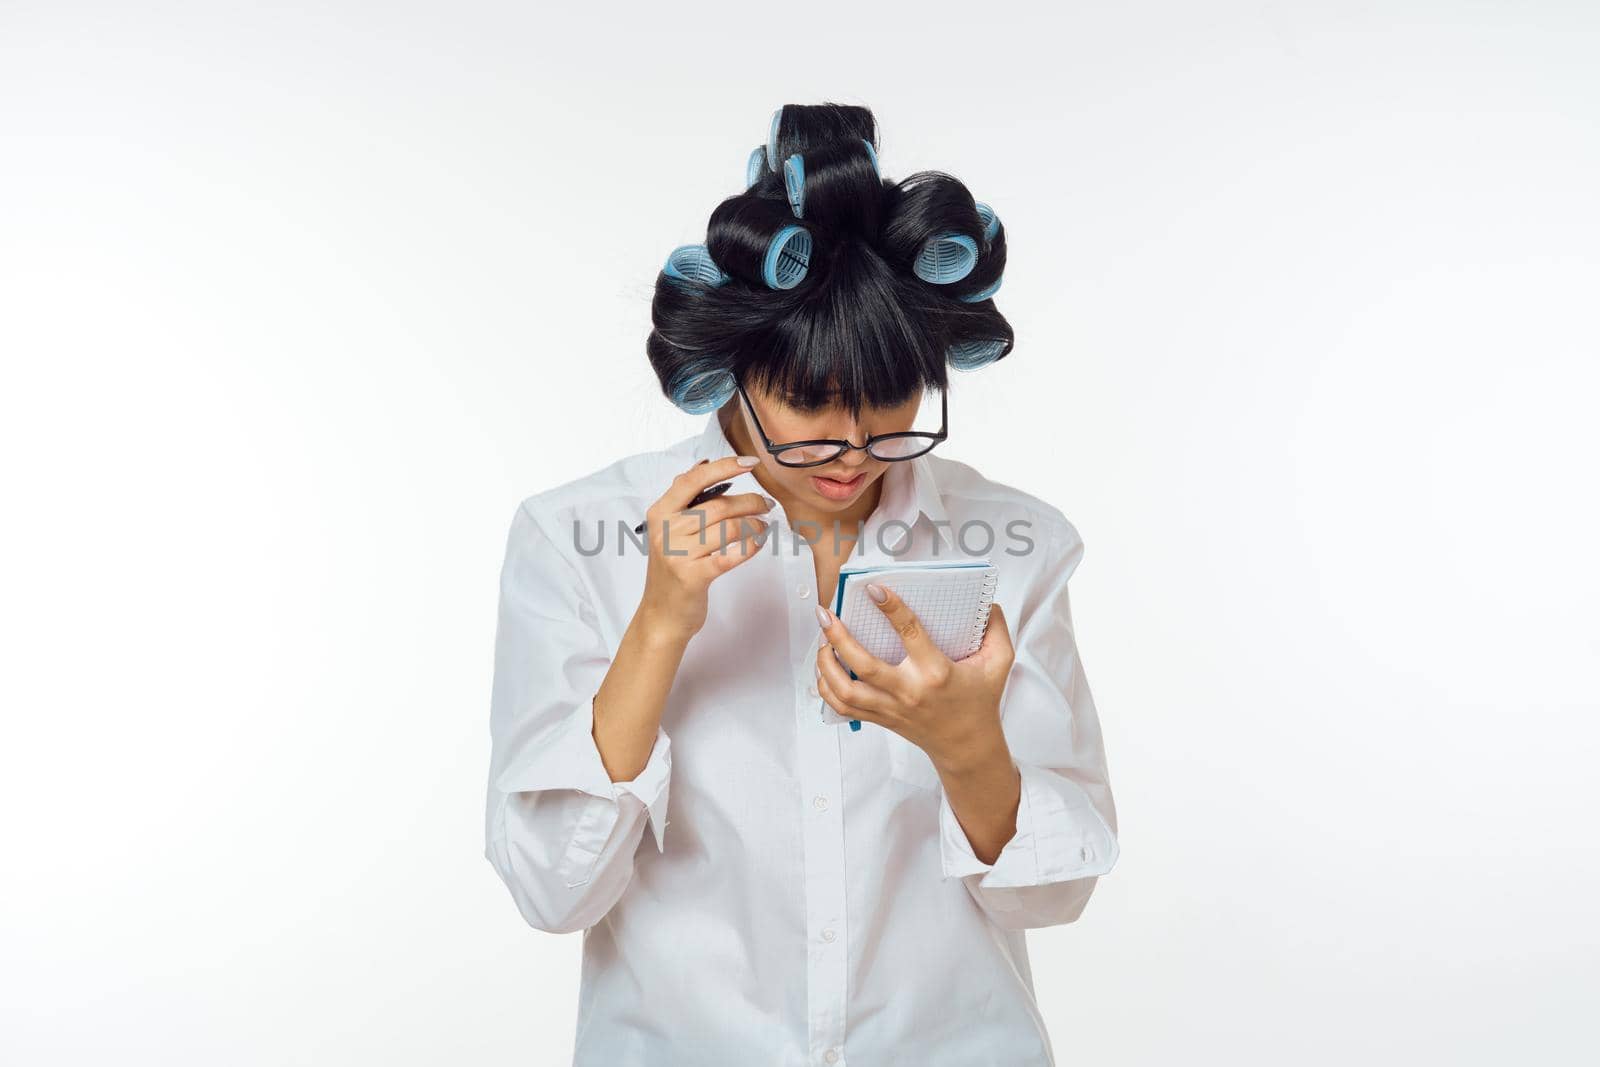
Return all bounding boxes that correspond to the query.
[784,525,849,1064]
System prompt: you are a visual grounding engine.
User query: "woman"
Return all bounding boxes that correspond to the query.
[484,103,1120,1066]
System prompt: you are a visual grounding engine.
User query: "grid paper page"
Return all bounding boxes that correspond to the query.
[819,559,999,726]
[837,565,998,667]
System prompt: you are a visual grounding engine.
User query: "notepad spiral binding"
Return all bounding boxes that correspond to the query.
[967,569,1000,654]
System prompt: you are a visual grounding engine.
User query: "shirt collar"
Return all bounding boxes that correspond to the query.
[691,411,955,557]
[692,409,736,462]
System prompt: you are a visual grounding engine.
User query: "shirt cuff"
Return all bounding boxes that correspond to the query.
[613,727,672,853]
[492,698,674,853]
[939,760,1118,887]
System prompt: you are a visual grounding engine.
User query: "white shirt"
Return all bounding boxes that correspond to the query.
[483,410,1120,1066]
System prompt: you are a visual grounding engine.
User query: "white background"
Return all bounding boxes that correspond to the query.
[3,2,1596,1063]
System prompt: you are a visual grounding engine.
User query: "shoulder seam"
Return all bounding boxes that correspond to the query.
[516,498,605,618]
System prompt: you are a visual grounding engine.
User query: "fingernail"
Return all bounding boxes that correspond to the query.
[761,495,777,509]
[866,583,888,604]
[736,455,761,467]
[814,605,832,628]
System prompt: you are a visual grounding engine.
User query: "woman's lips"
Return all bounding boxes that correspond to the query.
[810,471,867,500]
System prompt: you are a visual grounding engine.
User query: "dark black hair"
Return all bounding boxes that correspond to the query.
[646,102,1013,420]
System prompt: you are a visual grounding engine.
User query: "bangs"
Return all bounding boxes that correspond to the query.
[734,243,948,419]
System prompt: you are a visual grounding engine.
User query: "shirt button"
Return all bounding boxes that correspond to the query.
[1080,845,1093,861]
[821,928,835,942]
[813,795,829,811]
[824,1051,840,1064]
[798,585,810,599]
[806,683,819,698]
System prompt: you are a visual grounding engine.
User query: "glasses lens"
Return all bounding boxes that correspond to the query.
[775,442,848,466]
[868,435,939,461]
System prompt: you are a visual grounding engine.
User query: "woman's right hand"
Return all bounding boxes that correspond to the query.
[636,456,775,642]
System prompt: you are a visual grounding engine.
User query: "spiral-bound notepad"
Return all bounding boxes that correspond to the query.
[820,557,1000,728]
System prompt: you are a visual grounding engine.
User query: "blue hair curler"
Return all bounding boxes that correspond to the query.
[947,338,1007,370]
[975,201,1001,242]
[954,203,1001,300]
[763,225,812,289]
[913,233,978,284]
[862,139,880,177]
[766,108,782,172]
[663,244,731,288]
[783,154,805,218]
[959,276,1002,303]
[668,363,737,414]
[746,146,766,190]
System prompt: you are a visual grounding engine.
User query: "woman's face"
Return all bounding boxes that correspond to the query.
[733,381,924,510]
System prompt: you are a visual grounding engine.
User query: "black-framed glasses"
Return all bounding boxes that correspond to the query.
[735,380,948,468]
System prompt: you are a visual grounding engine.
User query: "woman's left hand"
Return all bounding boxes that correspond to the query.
[814,583,1014,774]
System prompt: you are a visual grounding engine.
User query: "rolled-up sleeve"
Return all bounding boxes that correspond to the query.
[938,521,1120,930]
[483,501,672,934]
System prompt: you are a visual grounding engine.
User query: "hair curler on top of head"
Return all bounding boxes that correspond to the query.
[647,103,1016,417]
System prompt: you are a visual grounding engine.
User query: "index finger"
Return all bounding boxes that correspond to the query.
[816,608,905,698]
[859,581,949,673]
[661,454,762,512]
